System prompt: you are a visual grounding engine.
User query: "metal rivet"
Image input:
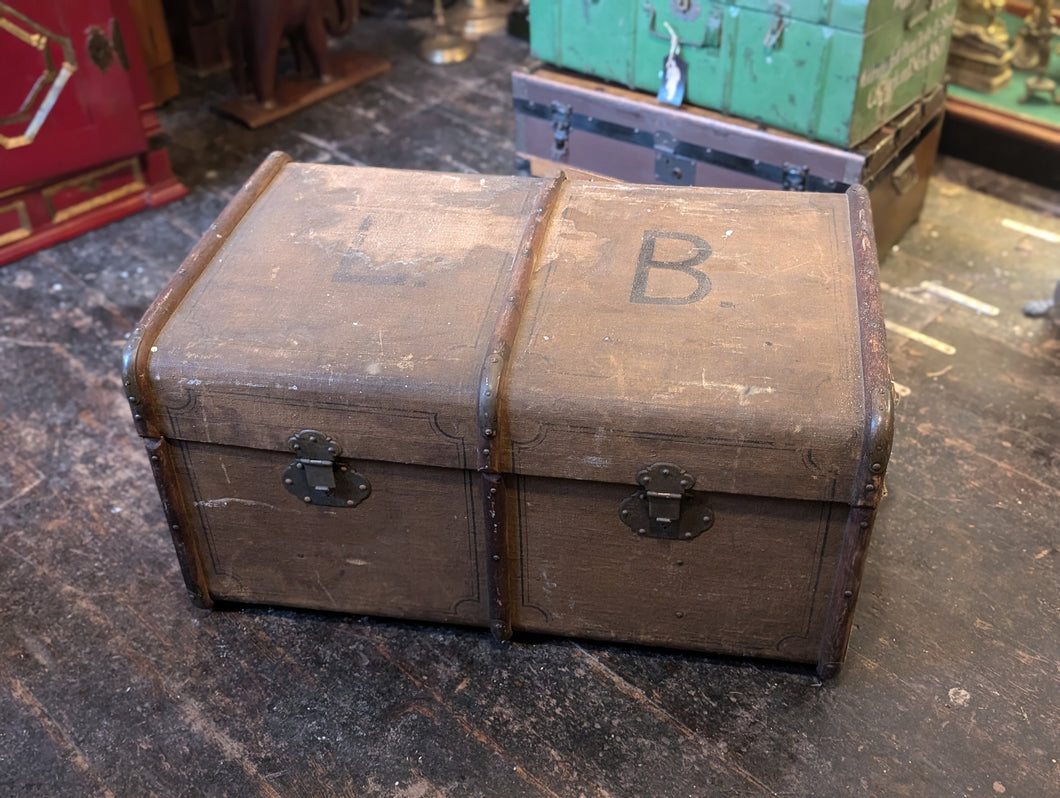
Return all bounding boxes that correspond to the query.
[661,468,670,476]
[675,611,684,618]
[682,532,693,539]
[358,484,368,492]
[843,590,853,598]
[309,436,317,442]
[292,443,301,450]
[489,487,497,496]
[296,463,304,469]
[676,560,684,566]
[128,396,136,403]
[171,524,179,531]
[284,478,293,485]
[328,447,337,454]
[637,528,647,535]
[859,521,869,529]
[620,509,628,517]
[484,428,494,437]
[870,463,882,473]
[702,515,711,523]
[865,484,876,492]
[134,414,143,421]
[482,448,490,456]
[150,455,159,462]
[347,499,355,506]
[680,479,690,488]
[340,466,348,472]
[492,554,500,561]
[304,496,312,503]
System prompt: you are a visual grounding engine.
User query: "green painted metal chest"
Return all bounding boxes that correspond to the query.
[528,0,957,147]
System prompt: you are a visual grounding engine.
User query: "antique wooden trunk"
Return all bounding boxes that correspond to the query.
[512,66,945,254]
[124,152,893,678]
[527,0,956,147]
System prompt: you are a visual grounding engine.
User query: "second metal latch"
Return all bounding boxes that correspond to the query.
[618,462,714,540]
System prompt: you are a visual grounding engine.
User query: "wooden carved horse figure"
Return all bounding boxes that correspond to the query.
[228,0,356,108]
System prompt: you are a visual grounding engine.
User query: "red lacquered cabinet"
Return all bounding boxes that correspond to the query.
[1,0,186,266]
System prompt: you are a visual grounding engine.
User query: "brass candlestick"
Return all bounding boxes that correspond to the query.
[419,0,476,65]
[447,0,513,39]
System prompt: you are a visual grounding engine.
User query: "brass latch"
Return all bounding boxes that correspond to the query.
[282,429,371,508]
[618,462,714,540]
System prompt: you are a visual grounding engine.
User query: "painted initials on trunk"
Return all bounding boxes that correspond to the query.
[630,230,712,305]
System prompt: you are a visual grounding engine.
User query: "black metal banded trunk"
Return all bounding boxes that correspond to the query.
[124,152,893,677]
[513,66,944,255]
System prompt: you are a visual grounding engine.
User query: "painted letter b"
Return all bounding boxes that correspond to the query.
[630,231,712,305]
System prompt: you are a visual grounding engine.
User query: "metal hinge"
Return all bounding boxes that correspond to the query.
[282,429,371,508]
[618,462,714,540]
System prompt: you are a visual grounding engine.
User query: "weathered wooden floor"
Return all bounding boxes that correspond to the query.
[2,18,1058,798]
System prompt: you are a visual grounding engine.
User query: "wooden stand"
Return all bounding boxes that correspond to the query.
[940,6,1060,186]
[214,51,390,129]
[0,149,186,268]
[942,93,1060,186]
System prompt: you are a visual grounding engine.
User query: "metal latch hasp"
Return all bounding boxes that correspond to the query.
[618,462,714,540]
[654,131,697,185]
[550,101,572,160]
[282,429,371,507]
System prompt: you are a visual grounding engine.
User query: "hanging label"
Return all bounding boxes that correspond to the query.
[658,51,688,106]
[657,21,687,107]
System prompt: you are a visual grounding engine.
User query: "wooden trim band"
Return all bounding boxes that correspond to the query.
[477,172,567,642]
[847,183,894,510]
[122,151,292,438]
[817,185,895,678]
[123,151,291,605]
[145,438,213,608]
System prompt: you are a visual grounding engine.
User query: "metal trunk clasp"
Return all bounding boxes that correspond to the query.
[283,429,371,508]
[763,2,789,50]
[550,100,572,160]
[618,462,714,540]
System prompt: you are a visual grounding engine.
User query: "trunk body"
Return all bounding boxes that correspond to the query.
[125,153,893,677]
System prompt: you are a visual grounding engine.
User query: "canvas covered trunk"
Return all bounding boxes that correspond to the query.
[527,0,956,147]
[512,66,945,254]
[124,153,894,678]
